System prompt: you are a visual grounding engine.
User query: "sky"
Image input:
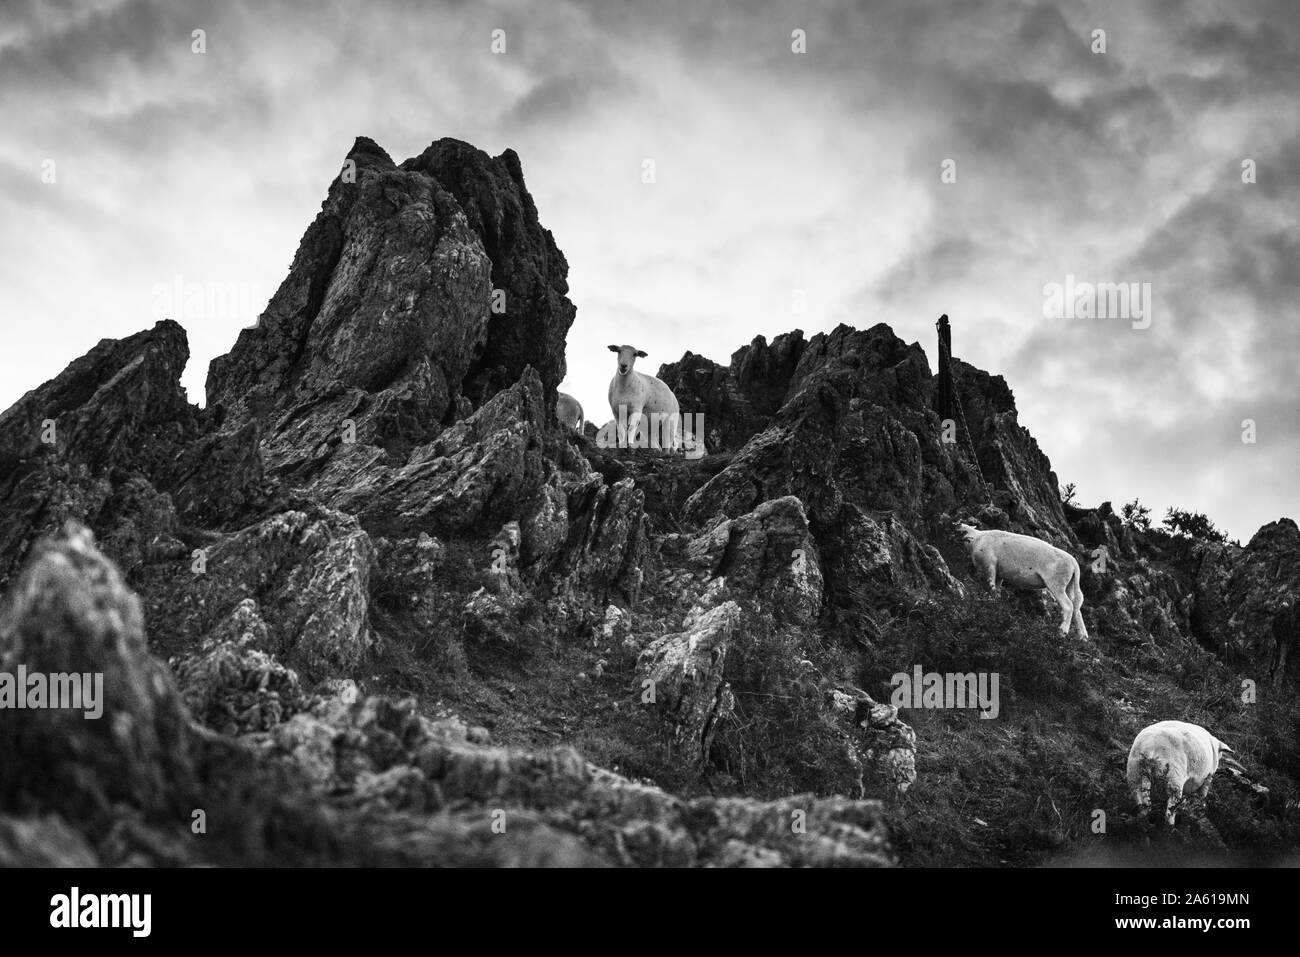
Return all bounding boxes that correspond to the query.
[1,0,1296,541]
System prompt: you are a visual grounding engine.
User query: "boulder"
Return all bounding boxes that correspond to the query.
[0,522,197,822]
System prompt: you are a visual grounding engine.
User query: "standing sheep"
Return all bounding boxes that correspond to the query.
[956,523,1088,638]
[607,344,681,451]
[1127,720,1245,825]
[556,392,584,431]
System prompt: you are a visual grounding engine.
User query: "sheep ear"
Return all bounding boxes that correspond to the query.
[636,350,647,358]
[608,345,620,352]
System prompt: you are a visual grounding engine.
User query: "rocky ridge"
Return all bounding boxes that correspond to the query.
[1,136,1296,866]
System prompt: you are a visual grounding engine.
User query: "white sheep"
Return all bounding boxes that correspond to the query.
[1127,720,1245,825]
[607,344,681,451]
[556,391,584,431]
[956,523,1087,638]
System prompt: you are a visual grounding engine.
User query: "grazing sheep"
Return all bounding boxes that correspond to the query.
[956,523,1087,638]
[1127,720,1246,825]
[556,392,584,431]
[607,344,681,451]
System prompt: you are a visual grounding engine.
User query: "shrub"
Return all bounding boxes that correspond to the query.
[709,605,864,798]
[1162,507,1227,543]
[1120,499,1152,531]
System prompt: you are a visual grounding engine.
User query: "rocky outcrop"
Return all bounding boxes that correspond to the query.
[683,495,824,624]
[172,603,306,735]
[827,687,918,794]
[1193,519,1300,685]
[3,130,1297,868]
[268,688,893,866]
[676,325,976,623]
[637,600,739,763]
[402,139,576,410]
[0,525,893,867]
[148,507,375,680]
[0,320,204,587]
[0,522,197,823]
[204,135,576,489]
[657,331,806,453]
[206,137,495,479]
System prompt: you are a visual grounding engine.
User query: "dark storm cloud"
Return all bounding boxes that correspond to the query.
[0,0,1296,538]
[0,0,194,97]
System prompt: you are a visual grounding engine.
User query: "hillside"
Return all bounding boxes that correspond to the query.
[1,136,1296,867]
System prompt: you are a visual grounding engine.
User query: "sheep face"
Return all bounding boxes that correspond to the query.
[608,344,647,377]
[1215,740,1246,775]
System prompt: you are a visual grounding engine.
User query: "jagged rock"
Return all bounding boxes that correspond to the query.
[150,507,375,679]
[0,319,194,473]
[462,581,528,644]
[3,128,1297,868]
[0,521,197,822]
[685,793,892,867]
[0,320,203,587]
[657,332,807,453]
[172,599,305,735]
[637,601,739,763]
[207,136,495,477]
[584,440,730,530]
[206,136,576,487]
[267,690,893,866]
[683,325,939,525]
[828,687,918,794]
[951,358,1075,544]
[370,532,446,611]
[1068,500,1137,561]
[519,477,569,567]
[601,604,630,644]
[550,475,648,606]
[679,325,1074,551]
[1193,519,1300,685]
[324,367,562,535]
[403,139,577,409]
[826,506,964,608]
[684,495,824,623]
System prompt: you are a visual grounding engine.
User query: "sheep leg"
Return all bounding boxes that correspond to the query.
[1164,770,1185,825]
[1069,573,1088,639]
[648,412,665,450]
[625,410,643,448]
[1037,574,1074,635]
[1131,776,1152,815]
[1165,795,1181,826]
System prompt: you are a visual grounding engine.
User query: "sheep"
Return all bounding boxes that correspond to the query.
[1127,720,1246,825]
[556,392,584,431]
[607,344,681,451]
[955,523,1088,638]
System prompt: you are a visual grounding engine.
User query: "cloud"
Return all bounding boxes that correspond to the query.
[0,0,1296,540]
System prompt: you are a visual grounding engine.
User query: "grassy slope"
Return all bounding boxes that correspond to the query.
[348,476,1299,867]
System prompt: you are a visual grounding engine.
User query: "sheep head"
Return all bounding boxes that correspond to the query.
[1215,738,1247,775]
[954,522,980,547]
[608,344,647,376]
